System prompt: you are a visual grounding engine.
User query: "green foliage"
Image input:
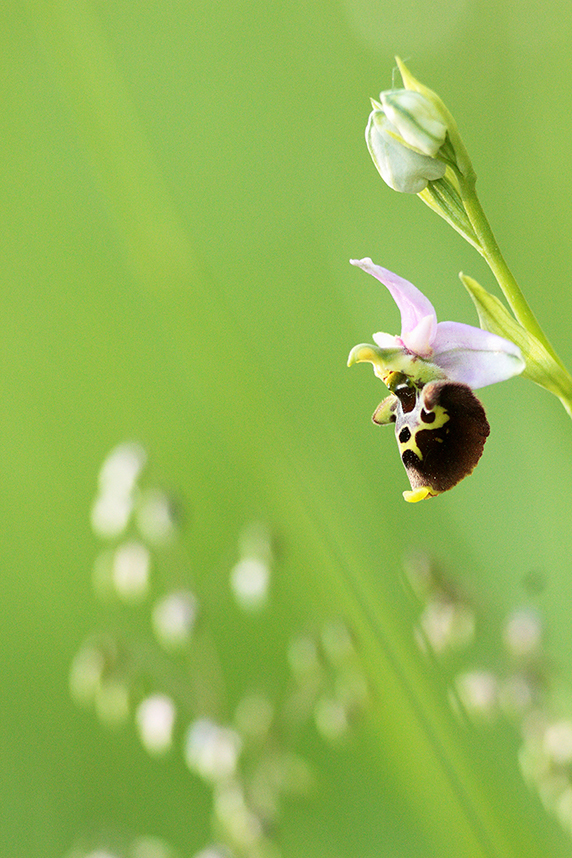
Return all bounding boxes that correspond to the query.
[2,1,572,857]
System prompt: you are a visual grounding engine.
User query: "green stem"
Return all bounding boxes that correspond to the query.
[459,175,572,417]
[461,178,552,350]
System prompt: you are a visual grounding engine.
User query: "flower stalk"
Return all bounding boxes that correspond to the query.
[365,57,572,419]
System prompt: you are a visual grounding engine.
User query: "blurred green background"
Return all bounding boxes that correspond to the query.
[3,0,572,856]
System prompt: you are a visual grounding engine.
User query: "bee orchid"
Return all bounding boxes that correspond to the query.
[348,258,525,502]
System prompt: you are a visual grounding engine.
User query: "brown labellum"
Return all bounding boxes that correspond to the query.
[374,380,490,496]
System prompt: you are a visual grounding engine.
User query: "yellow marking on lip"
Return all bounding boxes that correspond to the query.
[403,486,438,503]
[398,431,423,461]
[397,404,450,461]
[423,403,450,429]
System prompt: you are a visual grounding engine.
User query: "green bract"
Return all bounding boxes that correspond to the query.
[461,274,572,405]
[394,56,473,179]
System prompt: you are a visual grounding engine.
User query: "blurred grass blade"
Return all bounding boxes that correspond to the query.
[26,0,197,288]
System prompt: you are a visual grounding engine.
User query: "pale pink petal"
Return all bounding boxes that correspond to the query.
[401,314,436,358]
[350,258,437,337]
[372,331,402,349]
[432,321,525,388]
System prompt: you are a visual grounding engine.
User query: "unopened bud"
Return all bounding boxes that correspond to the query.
[366,107,446,194]
[381,89,447,157]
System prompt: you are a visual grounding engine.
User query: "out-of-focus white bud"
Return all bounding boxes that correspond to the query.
[152,590,198,650]
[184,719,242,783]
[136,694,176,756]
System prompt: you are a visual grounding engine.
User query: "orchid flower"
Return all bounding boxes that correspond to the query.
[348,258,525,503]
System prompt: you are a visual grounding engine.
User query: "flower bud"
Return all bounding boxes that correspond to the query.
[366,107,446,194]
[380,89,447,157]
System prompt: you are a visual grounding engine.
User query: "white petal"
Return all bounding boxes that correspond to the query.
[380,90,447,157]
[366,112,446,194]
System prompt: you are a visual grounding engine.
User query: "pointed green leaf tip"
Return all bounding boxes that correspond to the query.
[394,56,474,180]
[461,273,572,400]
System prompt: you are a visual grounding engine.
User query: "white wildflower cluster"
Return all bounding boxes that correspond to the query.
[404,550,572,841]
[89,442,181,606]
[403,549,476,657]
[287,620,369,743]
[71,443,194,744]
[91,442,147,539]
[70,445,373,858]
[69,637,130,729]
[451,605,544,726]
[404,550,545,723]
